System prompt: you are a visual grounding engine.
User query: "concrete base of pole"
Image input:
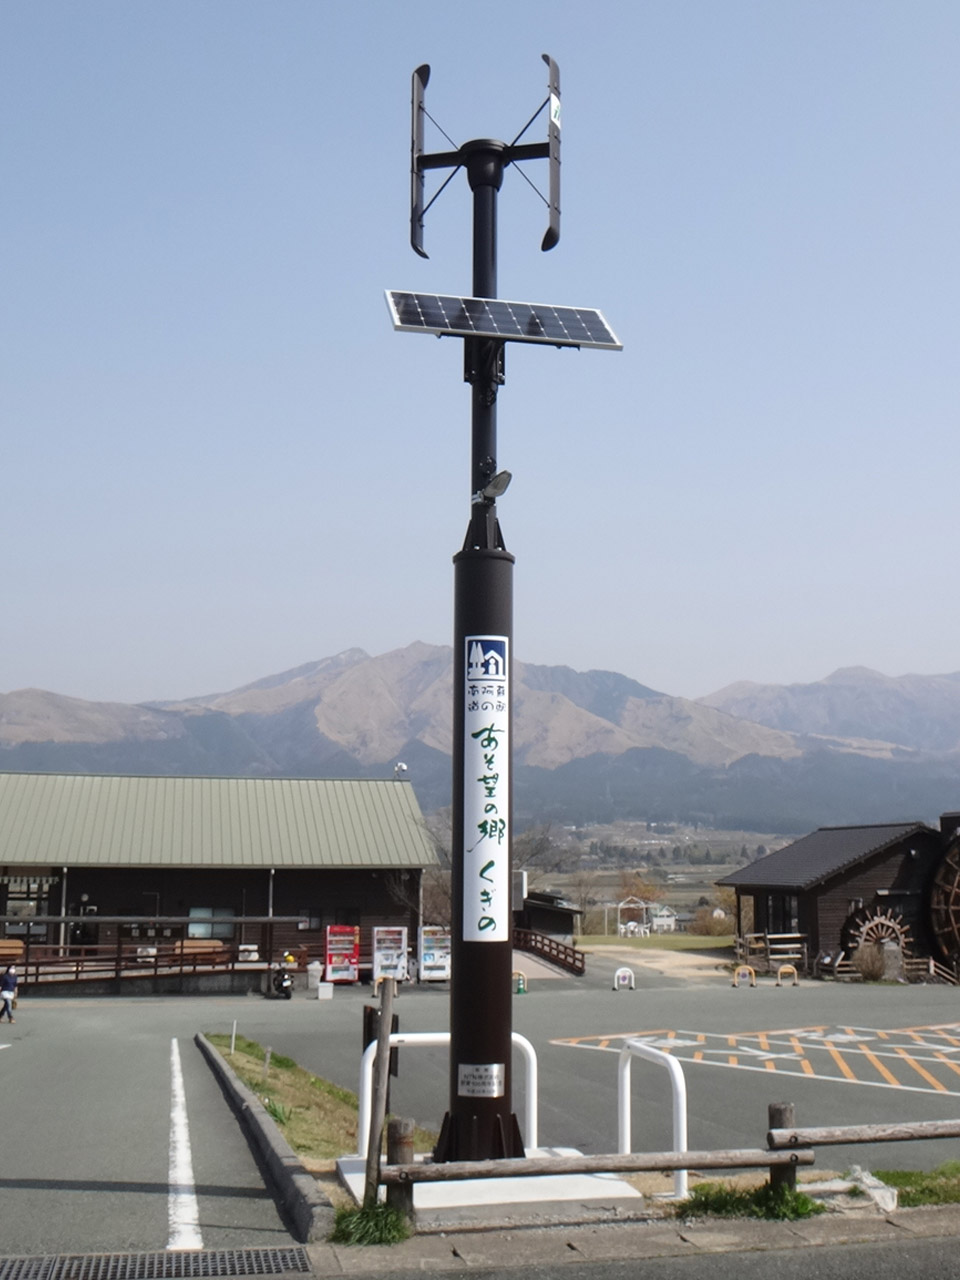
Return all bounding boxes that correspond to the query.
[434,1108,525,1163]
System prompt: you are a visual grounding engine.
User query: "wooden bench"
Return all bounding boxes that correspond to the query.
[169,938,228,967]
[0,939,25,964]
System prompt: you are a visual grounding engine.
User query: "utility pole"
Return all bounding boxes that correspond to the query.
[386,56,619,1162]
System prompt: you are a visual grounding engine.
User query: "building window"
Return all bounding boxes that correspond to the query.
[2,873,57,937]
[188,907,234,939]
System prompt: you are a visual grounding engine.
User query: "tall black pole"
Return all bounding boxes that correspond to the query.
[435,139,524,1162]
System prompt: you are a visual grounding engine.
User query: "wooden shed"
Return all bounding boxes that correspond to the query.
[718,821,944,969]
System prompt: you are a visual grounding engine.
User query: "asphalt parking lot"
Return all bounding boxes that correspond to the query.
[5,948,960,1258]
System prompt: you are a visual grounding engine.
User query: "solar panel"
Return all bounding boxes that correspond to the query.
[385,291,621,351]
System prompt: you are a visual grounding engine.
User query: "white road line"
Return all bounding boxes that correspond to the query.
[168,1037,203,1251]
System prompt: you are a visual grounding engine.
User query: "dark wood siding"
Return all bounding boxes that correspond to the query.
[813,832,942,956]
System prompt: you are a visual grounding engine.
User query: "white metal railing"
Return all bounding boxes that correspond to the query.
[618,1037,688,1199]
[357,1031,539,1158]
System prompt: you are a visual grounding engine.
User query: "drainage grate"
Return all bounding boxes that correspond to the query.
[0,1248,311,1280]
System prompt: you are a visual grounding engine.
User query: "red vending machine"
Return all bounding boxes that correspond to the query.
[324,924,360,983]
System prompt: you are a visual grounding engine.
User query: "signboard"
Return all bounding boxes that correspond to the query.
[458,1062,505,1098]
[462,636,510,942]
[418,925,452,981]
[324,924,359,983]
[373,926,408,982]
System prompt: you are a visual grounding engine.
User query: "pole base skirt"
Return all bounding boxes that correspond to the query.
[434,1108,525,1162]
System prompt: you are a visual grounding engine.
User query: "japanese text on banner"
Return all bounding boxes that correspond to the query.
[463,637,509,942]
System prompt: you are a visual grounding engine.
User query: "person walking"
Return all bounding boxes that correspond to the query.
[0,964,17,1022]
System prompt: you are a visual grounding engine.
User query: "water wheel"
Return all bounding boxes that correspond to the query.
[929,838,960,960]
[842,905,912,955]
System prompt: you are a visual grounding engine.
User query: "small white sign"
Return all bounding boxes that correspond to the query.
[550,92,561,130]
[458,1062,505,1098]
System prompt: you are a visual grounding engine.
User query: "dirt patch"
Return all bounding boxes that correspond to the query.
[596,945,732,984]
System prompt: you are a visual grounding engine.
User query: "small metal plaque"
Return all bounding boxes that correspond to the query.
[458,1062,505,1098]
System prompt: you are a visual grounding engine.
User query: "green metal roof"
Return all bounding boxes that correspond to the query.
[0,773,439,870]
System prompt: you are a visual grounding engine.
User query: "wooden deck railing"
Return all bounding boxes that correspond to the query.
[736,931,808,974]
[513,928,586,975]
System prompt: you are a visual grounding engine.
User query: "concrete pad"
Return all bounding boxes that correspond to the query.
[327,1234,464,1274]
[565,1222,697,1260]
[677,1221,802,1252]
[336,1147,642,1216]
[788,1213,901,1245]
[885,1204,960,1237]
[442,1228,585,1268]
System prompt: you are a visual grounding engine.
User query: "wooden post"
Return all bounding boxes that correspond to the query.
[768,1102,796,1193]
[363,978,396,1208]
[386,1117,416,1222]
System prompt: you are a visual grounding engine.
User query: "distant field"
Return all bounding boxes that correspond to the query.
[545,864,739,919]
[576,933,734,953]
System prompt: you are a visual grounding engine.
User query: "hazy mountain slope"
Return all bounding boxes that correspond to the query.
[0,689,188,745]
[700,666,960,753]
[3,645,958,830]
[165,648,371,715]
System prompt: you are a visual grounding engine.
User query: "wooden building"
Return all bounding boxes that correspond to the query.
[513,889,580,945]
[718,820,944,966]
[0,772,438,966]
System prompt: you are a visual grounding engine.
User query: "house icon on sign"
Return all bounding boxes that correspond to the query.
[467,641,506,680]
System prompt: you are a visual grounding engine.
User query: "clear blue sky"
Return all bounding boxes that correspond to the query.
[3,2,959,704]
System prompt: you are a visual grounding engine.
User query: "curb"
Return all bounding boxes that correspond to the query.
[194,1031,335,1243]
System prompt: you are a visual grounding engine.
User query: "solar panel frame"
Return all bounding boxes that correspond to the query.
[385,291,622,351]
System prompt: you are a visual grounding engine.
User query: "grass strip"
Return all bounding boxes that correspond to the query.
[678,1181,826,1221]
[206,1032,435,1161]
[876,1161,960,1207]
[329,1203,411,1245]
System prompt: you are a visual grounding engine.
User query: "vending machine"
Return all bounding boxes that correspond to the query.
[372,926,408,982]
[324,924,360,983]
[418,925,452,981]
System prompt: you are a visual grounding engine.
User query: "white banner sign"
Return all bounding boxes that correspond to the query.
[463,636,509,942]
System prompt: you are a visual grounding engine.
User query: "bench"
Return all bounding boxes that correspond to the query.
[0,940,25,964]
[169,938,228,967]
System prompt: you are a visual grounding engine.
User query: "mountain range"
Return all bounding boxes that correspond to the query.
[1,644,958,833]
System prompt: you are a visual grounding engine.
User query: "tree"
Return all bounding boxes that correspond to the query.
[513,823,568,873]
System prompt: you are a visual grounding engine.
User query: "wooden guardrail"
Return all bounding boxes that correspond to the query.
[381,1101,960,1220]
[380,1146,814,1185]
[513,928,585,975]
[768,1118,960,1148]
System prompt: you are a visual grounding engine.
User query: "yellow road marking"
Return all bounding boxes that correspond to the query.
[728,1056,738,1066]
[894,1046,948,1091]
[858,1043,900,1087]
[790,1036,815,1076]
[826,1044,858,1082]
[934,1052,960,1079]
